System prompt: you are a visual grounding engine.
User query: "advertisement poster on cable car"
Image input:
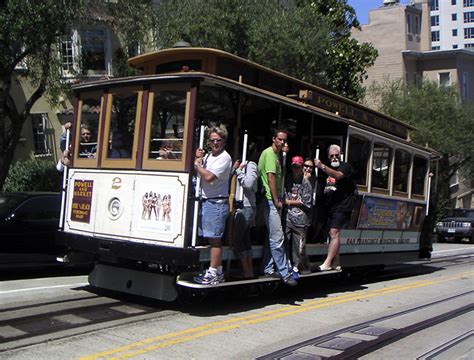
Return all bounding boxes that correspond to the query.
[357,196,424,231]
[131,174,187,245]
[137,188,176,233]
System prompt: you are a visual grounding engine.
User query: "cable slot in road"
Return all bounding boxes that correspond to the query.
[257,291,473,360]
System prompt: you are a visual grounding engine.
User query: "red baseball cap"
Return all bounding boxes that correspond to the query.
[291,156,304,166]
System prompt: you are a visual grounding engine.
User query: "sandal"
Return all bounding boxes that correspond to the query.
[319,264,332,271]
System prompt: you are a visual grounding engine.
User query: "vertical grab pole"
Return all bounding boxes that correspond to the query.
[279,150,287,218]
[237,131,248,202]
[59,129,70,230]
[313,147,320,206]
[426,173,432,216]
[281,151,287,198]
[191,125,206,247]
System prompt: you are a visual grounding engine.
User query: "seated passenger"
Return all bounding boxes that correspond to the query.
[78,125,97,158]
[108,132,130,159]
[157,141,177,160]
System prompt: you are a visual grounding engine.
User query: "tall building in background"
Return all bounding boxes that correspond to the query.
[429,0,474,51]
[352,0,473,208]
[351,0,474,103]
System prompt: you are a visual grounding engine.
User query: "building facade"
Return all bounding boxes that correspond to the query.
[429,0,474,51]
[12,23,130,166]
[351,0,473,208]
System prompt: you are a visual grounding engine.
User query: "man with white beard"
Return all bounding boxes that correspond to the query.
[314,144,355,272]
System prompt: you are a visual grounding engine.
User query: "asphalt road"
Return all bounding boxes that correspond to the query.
[0,243,473,360]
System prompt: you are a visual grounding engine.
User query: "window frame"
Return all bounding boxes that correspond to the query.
[347,126,430,201]
[407,13,413,34]
[346,133,371,192]
[439,72,452,87]
[392,148,412,198]
[465,27,474,38]
[141,83,194,171]
[100,86,143,169]
[411,155,429,199]
[465,11,474,22]
[73,91,104,168]
[31,113,52,156]
[371,141,393,194]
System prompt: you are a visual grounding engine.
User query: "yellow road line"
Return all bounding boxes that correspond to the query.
[80,271,473,360]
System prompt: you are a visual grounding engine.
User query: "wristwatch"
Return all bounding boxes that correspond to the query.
[321,165,326,171]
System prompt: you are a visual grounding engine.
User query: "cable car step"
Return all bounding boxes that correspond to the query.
[176,268,342,289]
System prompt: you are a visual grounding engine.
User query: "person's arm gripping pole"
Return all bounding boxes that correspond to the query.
[191,125,205,247]
[59,129,70,230]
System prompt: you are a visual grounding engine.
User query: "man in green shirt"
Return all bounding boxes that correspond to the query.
[258,128,296,286]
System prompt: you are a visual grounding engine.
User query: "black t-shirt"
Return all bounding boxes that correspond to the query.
[322,161,355,213]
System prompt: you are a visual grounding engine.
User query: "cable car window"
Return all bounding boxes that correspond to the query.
[393,149,410,193]
[347,134,370,187]
[77,94,101,159]
[412,156,428,196]
[372,142,392,189]
[196,86,235,127]
[107,91,138,159]
[148,90,186,160]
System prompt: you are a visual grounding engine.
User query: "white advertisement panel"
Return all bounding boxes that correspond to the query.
[64,169,189,248]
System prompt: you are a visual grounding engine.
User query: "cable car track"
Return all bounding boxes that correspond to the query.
[0,254,471,354]
[257,291,473,359]
[0,289,174,352]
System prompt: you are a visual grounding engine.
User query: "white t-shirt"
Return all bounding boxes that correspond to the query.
[56,159,65,172]
[200,150,232,199]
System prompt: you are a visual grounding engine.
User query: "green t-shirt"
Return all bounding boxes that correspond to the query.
[258,146,282,200]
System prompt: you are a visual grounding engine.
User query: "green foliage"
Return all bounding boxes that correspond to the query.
[0,0,82,190]
[3,157,61,193]
[0,0,156,190]
[0,1,82,103]
[153,0,377,101]
[370,79,474,216]
[297,0,377,99]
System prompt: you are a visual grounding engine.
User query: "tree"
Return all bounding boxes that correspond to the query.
[296,0,378,100]
[0,1,79,190]
[153,0,377,100]
[371,80,474,216]
[0,0,155,190]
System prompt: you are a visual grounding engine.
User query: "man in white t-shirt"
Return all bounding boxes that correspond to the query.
[193,127,232,285]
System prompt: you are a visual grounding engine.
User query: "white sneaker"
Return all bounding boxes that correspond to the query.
[194,269,225,285]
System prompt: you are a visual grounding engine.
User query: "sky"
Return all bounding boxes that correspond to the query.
[347,0,410,25]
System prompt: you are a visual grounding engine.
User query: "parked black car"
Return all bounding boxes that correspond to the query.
[436,208,474,244]
[0,192,62,268]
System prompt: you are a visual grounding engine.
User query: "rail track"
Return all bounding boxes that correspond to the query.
[0,254,472,355]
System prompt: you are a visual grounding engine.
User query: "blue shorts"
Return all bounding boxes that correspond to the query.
[199,198,229,238]
[327,212,351,230]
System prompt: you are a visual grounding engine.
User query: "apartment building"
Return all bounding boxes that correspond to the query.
[351,0,473,208]
[430,0,474,51]
[12,24,127,165]
[352,0,473,103]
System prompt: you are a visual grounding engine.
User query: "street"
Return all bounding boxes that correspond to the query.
[0,243,472,359]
